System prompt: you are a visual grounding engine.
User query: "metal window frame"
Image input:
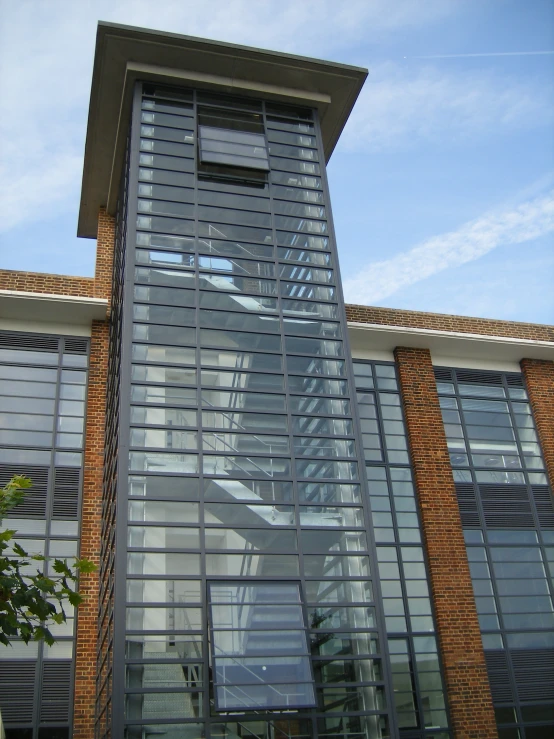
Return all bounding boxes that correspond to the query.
[353,359,452,738]
[0,330,89,739]
[105,82,397,739]
[435,366,554,738]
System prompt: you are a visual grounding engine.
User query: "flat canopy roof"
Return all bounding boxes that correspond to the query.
[78,22,368,238]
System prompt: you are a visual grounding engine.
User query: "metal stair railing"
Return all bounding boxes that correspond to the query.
[203,432,275,479]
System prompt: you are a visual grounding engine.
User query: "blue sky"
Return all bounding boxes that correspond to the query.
[1,0,553,323]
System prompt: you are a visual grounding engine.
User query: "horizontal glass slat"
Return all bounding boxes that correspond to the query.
[138,167,194,188]
[203,432,289,455]
[270,156,320,175]
[198,236,273,260]
[131,384,196,406]
[200,273,277,296]
[129,451,199,474]
[133,304,195,327]
[136,231,194,252]
[202,390,286,412]
[134,285,195,308]
[200,348,283,372]
[130,406,196,427]
[132,343,195,366]
[292,416,353,437]
[271,171,322,190]
[139,153,194,172]
[198,189,270,212]
[198,221,272,244]
[133,324,196,346]
[140,139,194,158]
[137,198,194,219]
[199,291,277,314]
[141,109,194,128]
[201,369,283,392]
[200,329,281,353]
[136,216,195,237]
[140,124,193,143]
[198,254,275,277]
[203,455,291,478]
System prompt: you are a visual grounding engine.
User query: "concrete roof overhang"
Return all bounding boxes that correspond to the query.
[0,290,108,326]
[78,21,368,239]
[348,322,554,365]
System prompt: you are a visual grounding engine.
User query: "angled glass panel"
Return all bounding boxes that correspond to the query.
[208,581,315,710]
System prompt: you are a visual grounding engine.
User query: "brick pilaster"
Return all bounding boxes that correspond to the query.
[394,346,497,739]
[521,358,554,488]
[73,320,109,738]
[74,208,115,737]
[95,208,116,304]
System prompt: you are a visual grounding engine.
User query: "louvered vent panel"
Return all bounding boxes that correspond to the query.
[0,331,60,352]
[40,660,72,722]
[52,467,80,518]
[479,485,534,528]
[504,373,524,388]
[455,369,503,385]
[511,650,554,702]
[0,465,49,518]
[531,486,554,528]
[63,337,88,355]
[434,367,453,382]
[455,483,480,527]
[0,660,36,722]
[484,651,514,703]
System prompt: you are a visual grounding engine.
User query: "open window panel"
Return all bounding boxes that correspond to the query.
[198,107,269,183]
[207,581,317,711]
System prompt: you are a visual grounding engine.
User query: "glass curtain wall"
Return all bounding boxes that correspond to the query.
[353,361,450,739]
[435,367,554,739]
[111,83,394,739]
[0,330,89,739]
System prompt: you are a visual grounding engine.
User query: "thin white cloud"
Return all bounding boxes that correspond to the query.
[343,191,554,305]
[339,62,554,153]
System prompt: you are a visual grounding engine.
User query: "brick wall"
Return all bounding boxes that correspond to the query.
[73,209,115,738]
[0,268,95,298]
[394,346,498,739]
[346,304,554,343]
[521,358,554,489]
[95,208,116,304]
[73,320,110,738]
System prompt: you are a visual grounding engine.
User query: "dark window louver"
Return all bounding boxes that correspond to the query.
[53,467,81,518]
[0,464,49,518]
[505,373,525,388]
[455,369,503,385]
[485,651,514,703]
[63,337,88,355]
[531,486,554,527]
[0,331,60,352]
[433,367,452,382]
[479,484,534,528]
[455,483,481,527]
[40,660,72,722]
[511,649,554,702]
[0,660,36,722]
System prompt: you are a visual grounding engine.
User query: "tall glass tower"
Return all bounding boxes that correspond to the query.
[80,24,397,739]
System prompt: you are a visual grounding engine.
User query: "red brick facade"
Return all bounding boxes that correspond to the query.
[74,210,116,738]
[394,346,498,739]
[521,358,554,489]
[95,208,116,304]
[73,320,110,739]
[0,268,95,298]
[346,303,554,343]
